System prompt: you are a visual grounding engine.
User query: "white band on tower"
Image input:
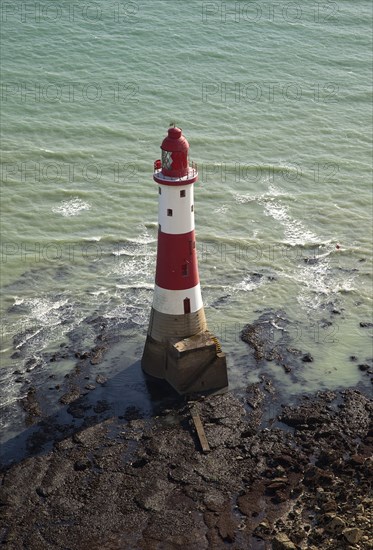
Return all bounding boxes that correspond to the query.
[158,183,194,234]
[153,283,203,315]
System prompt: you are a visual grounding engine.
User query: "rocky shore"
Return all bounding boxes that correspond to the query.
[1,310,372,549]
[1,385,372,549]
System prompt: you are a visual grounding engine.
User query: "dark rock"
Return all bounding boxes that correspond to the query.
[25,357,41,372]
[360,322,373,328]
[349,454,366,466]
[74,459,92,471]
[93,400,111,414]
[90,345,107,365]
[240,309,290,362]
[20,386,42,424]
[75,351,90,359]
[36,486,48,498]
[241,309,313,377]
[246,384,264,409]
[324,515,346,534]
[274,454,296,469]
[304,256,319,265]
[358,364,370,372]
[272,533,297,549]
[322,500,337,513]
[320,319,333,328]
[59,387,80,405]
[95,374,108,385]
[67,402,92,419]
[216,503,239,542]
[210,294,231,308]
[343,527,363,544]
[122,406,143,421]
[302,353,314,363]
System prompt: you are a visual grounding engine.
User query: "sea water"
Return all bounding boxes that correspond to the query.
[1,1,372,451]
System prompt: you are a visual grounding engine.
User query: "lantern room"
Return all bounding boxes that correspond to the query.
[161,126,189,178]
[153,127,198,185]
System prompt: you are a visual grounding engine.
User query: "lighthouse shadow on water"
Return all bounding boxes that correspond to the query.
[141,127,229,395]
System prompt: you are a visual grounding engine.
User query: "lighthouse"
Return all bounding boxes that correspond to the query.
[141,126,228,395]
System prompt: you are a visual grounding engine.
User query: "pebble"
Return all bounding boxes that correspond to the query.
[272,533,297,550]
[325,515,346,533]
[343,527,363,544]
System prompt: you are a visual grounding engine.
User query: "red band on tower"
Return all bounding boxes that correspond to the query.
[155,230,199,290]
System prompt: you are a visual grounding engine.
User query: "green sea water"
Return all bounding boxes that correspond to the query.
[1,1,372,447]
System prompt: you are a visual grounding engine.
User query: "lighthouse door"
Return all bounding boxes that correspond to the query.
[183,298,191,314]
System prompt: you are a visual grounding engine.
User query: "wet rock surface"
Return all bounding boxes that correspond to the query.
[1,387,372,549]
[2,307,372,548]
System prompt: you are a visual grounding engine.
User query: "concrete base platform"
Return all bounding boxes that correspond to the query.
[141,330,228,395]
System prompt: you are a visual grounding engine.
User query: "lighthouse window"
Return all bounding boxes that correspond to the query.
[191,205,194,212]
[182,263,189,277]
[180,190,186,198]
[167,209,173,216]
[189,240,196,253]
[162,150,172,170]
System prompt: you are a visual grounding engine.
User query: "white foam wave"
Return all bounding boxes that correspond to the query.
[105,303,149,325]
[113,225,157,258]
[264,201,322,246]
[28,296,70,322]
[88,289,109,296]
[83,236,102,242]
[221,273,267,295]
[213,204,229,214]
[14,327,43,349]
[281,254,357,311]
[130,225,157,244]
[111,254,154,281]
[234,183,287,205]
[52,197,91,217]
[236,276,264,292]
[235,181,328,247]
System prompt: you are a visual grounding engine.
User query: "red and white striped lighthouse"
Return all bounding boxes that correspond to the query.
[142,126,228,395]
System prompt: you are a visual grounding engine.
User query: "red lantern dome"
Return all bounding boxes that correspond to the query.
[154,127,197,182]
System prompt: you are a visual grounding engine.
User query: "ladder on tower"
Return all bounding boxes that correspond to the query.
[211,336,222,354]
